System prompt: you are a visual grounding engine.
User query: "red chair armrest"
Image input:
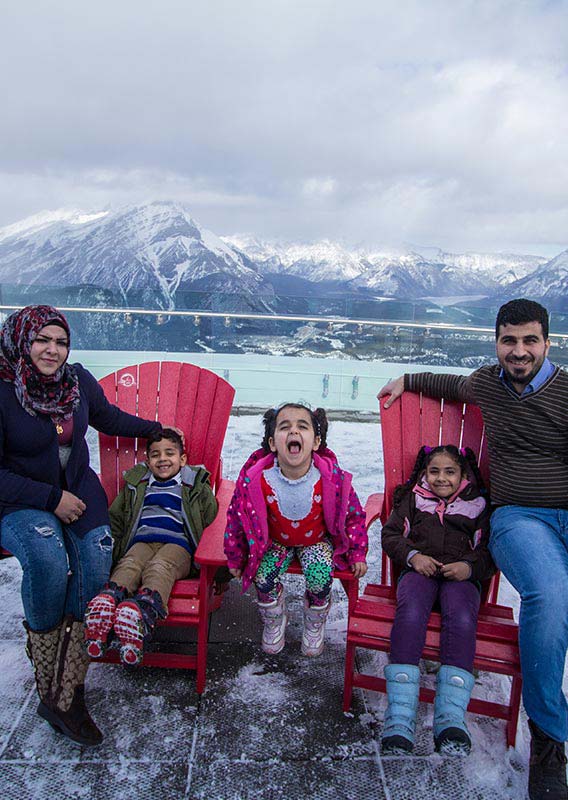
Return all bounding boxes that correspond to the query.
[364,492,384,529]
[194,480,234,568]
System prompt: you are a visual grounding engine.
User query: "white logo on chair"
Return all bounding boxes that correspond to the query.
[118,373,136,388]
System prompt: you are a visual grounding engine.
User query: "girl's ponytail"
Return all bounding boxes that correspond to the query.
[313,407,328,449]
[461,446,487,495]
[393,445,431,506]
[261,407,279,452]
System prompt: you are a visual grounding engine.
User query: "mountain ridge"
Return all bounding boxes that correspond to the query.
[0,201,564,307]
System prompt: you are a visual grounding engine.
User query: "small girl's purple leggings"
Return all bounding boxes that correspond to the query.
[390,571,481,672]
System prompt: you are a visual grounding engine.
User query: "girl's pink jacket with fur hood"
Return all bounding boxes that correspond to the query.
[223,447,368,592]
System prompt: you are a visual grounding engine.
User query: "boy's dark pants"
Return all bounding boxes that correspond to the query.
[390,571,480,672]
[111,542,192,606]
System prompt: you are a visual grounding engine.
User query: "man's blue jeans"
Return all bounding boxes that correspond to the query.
[490,505,568,742]
[1,509,113,632]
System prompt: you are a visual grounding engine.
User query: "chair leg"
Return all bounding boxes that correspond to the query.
[343,641,356,712]
[506,674,523,748]
[196,566,212,694]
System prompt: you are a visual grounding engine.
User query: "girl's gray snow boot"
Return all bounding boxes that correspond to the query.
[381,663,421,753]
[433,665,475,754]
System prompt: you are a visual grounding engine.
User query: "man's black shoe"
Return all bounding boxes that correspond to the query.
[529,720,568,800]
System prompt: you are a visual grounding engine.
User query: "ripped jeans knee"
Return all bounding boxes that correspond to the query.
[1,512,113,629]
[1,509,70,629]
[65,524,113,617]
[95,528,113,552]
[33,522,60,539]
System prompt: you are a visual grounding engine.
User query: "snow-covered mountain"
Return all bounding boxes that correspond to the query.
[0,202,560,309]
[408,246,545,285]
[0,202,271,310]
[224,236,364,283]
[501,249,568,302]
[225,235,547,298]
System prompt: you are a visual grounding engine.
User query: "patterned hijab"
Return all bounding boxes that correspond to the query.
[0,305,80,420]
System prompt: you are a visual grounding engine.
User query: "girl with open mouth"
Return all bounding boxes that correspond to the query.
[224,402,368,657]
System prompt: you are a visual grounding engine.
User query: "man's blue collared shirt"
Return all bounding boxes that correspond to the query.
[499,357,555,397]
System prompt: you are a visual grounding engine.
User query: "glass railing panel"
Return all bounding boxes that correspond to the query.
[3,301,567,411]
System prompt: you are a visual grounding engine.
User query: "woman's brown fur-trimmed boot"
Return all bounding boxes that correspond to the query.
[38,616,103,746]
[23,620,60,706]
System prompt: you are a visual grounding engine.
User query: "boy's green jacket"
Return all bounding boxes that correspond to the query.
[109,463,218,567]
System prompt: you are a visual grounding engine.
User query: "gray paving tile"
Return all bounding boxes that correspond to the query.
[0,761,189,800]
[381,754,527,800]
[188,757,387,800]
[3,664,198,764]
[0,559,25,640]
[197,642,374,763]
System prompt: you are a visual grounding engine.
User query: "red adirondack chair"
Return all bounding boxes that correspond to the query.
[343,392,522,747]
[97,361,235,693]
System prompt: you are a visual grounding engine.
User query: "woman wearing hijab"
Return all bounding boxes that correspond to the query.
[0,305,162,746]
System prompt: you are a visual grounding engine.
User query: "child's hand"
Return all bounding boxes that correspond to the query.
[409,553,443,577]
[440,561,472,581]
[228,568,242,579]
[351,562,367,579]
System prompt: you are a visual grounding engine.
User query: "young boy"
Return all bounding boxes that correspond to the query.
[85,428,218,666]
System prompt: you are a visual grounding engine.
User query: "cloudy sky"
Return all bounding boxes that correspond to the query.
[1,0,568,254]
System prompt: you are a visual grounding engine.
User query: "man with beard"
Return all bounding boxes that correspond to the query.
[378,299,568,800]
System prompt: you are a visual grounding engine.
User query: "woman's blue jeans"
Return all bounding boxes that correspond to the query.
[1,509,113,632]
[490,505,568,743]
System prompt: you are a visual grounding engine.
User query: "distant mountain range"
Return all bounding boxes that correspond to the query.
[0,201,566,313]
[223,234,549,298]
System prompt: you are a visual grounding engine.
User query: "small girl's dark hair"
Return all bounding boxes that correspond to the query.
[146,427,185,455]
[393,444,486,506]
[260,403,328,452]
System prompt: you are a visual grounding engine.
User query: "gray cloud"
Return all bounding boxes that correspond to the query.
[1,0,568,253]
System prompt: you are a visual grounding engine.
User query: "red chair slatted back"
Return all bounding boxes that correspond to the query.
[98,362,235,504]
[379,392,487,523]
[379,391,492,595]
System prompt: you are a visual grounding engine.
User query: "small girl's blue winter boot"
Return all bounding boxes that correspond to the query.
[433,665,475,754]
[381,664,421,753]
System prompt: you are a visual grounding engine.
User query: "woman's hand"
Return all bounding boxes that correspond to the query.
[229,568,242,579]
[161,423,185,446]
[351,562,367,579]
[440,561,472,581]
[409,553,443,577]
[54,491,86,525]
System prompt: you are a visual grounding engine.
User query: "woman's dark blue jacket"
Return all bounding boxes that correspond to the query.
[0,363,160,537]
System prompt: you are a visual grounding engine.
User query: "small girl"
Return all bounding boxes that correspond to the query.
[380,445,494,755]
[224,403,367,657]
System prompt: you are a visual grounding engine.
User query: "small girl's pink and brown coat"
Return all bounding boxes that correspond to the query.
[223,447,368,592]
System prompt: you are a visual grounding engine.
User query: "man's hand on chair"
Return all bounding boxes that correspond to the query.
[377,376,404,409]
